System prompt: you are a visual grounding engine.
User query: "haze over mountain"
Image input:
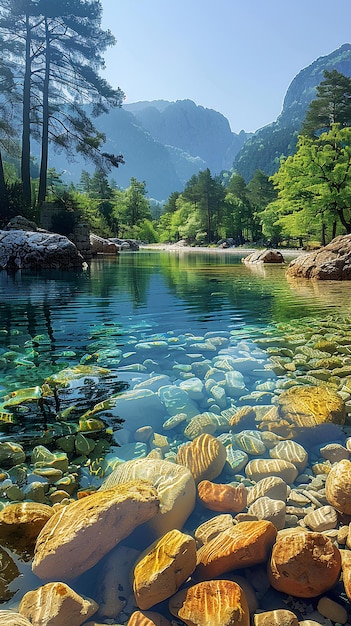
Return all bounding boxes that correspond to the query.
[48,44,351,201]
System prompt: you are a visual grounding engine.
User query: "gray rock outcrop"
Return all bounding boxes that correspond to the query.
[286,234,351,279]
[0,230,84,270]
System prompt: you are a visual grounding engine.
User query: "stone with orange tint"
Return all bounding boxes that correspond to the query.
[169,579,250,626]
[127,610,172,626]
[326,459,351,515]
[19,582,98,626]
[196,520,277,580]
[268,530,341,597]
[194,513,235,548]
[176,433,227,484]
[197,480,247,513]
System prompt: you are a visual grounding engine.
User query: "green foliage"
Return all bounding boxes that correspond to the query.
[265,124,351,241]
[302,70,351,137]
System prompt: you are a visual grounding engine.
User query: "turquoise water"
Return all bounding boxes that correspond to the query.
[1,248,351,437]
[2,249,351,612]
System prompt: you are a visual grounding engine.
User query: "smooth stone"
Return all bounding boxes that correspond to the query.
[23,482,48,504]
[197,480,247,513]
[96,544,140,619]
[247,496,286,530]
[228,406,256,428]
[169,579,250,626]
[0,611,32,626]
[225,370,246,396]
[233,430,266,456]
[133,375,171,392]
[340,549,351,601]
[184,413,217,440]
[208,384,227,408]
[158,385,198,419]
[101,458,196,540]
[268,530,341,597]
[316,597,348,624]
[19,582,98,626]
[110,389,167,431]
[176,433,227,484]
[31,446,69,473]
[303,505,338,532]
[196,520,277,579]
[247,477,288,507]
[102,443,148,474]
[150,433,169,454]
[269,440,308,473]
[133,529,196,609]
[325,459,351,514]
[194,514,235,548]
[225,446,249,474]
[33,468,63,483]
[32,481,160,580]
[320,443,349,463]
[245,459,298,484]
[253,609,298,626]
[0,442,26,467]
[179,377,205,400]
[75,433,95,456]
[162,413,187,430]
[134,427,154,443]
[0,502,54,553]
[127,611,172,626]
[277,385,346,430]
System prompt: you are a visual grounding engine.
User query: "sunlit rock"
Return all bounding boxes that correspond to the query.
[19,582,98,626]
[197,480,247,513]
[176,433,227,484]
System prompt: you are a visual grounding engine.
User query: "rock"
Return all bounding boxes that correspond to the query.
[269,440,308,473]
[184,413,217,440]
[268,531,341,597]
[316,596,348,624]
[127,611,172,626]
[245,458,298,484]
[31,445,69,472]
[32,481,160,580]
[90,233,118,254]
[196,520,277,579]
[0,502,54,554]
[233,430,267,455]
[197,480,247,513]
[169,579,250,626]
[194,514,235,548]
[95,544,140,619]
[176,433,227,484]
[108,389,166,431]
[225,446,249,474]
[133,529,197,609]
[19,582,98,626]
[247,477,288,506]
[243,249,284,264]
[0,441,26,467]
[5,215,38,231]
[101,459,195,540]
[247,496,286,530]
[320,442,349,463]
[0,230,84,270]
[286,234,351,280]
[340,549,351,601]
[303,505,338,532]
[325,459,351,514]
[253,609,299,626]
[0,611,32,626]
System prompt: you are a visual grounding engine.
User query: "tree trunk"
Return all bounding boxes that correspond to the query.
[321,222,326,246]
[38,17,50,206]
[0,150,9,223]
[21,13,32,207]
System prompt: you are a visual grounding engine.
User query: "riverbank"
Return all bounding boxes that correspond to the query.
[140,243,303,256]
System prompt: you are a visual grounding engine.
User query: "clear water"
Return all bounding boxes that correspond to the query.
[2,248,351,612]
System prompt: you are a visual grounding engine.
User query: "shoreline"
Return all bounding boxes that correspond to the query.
[140,243,303,257]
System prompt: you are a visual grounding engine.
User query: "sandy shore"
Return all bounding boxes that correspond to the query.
[140,243,303,257]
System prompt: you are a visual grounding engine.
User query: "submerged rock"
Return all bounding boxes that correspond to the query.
[19,582,98,626]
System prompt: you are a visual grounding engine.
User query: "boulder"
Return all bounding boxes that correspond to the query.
[242,249,284,264]
[133,529,197,609]
[196,520,277,579]
[0,230,84,270]
[32,480,159,580]
[268,531,341,597]
[326,459,351,514]
[176,433,227,484]
[0,611,32,626]
[19,582,98,626]
[4,215,38,231]
[286,234,351,280]
[90,233,118,255]
[169,579,250,626]
[101,458,196,540]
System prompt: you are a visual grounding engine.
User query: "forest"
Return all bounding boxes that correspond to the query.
[1,0,351,248]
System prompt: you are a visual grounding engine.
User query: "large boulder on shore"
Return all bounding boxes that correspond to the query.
[242,249,284,264]
[0,229,84,270]
[286,234,351,279]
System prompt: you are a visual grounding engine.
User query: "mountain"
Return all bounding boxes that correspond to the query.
[233,44,351,182]
[48,100,249,201]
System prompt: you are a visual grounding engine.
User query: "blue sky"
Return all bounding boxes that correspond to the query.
[101,1,351,134]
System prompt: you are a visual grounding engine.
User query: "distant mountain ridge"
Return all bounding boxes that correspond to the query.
[49,100,249,201]
[233,44,351,181]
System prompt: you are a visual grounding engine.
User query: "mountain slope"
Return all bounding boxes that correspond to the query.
[233,44,351,182]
